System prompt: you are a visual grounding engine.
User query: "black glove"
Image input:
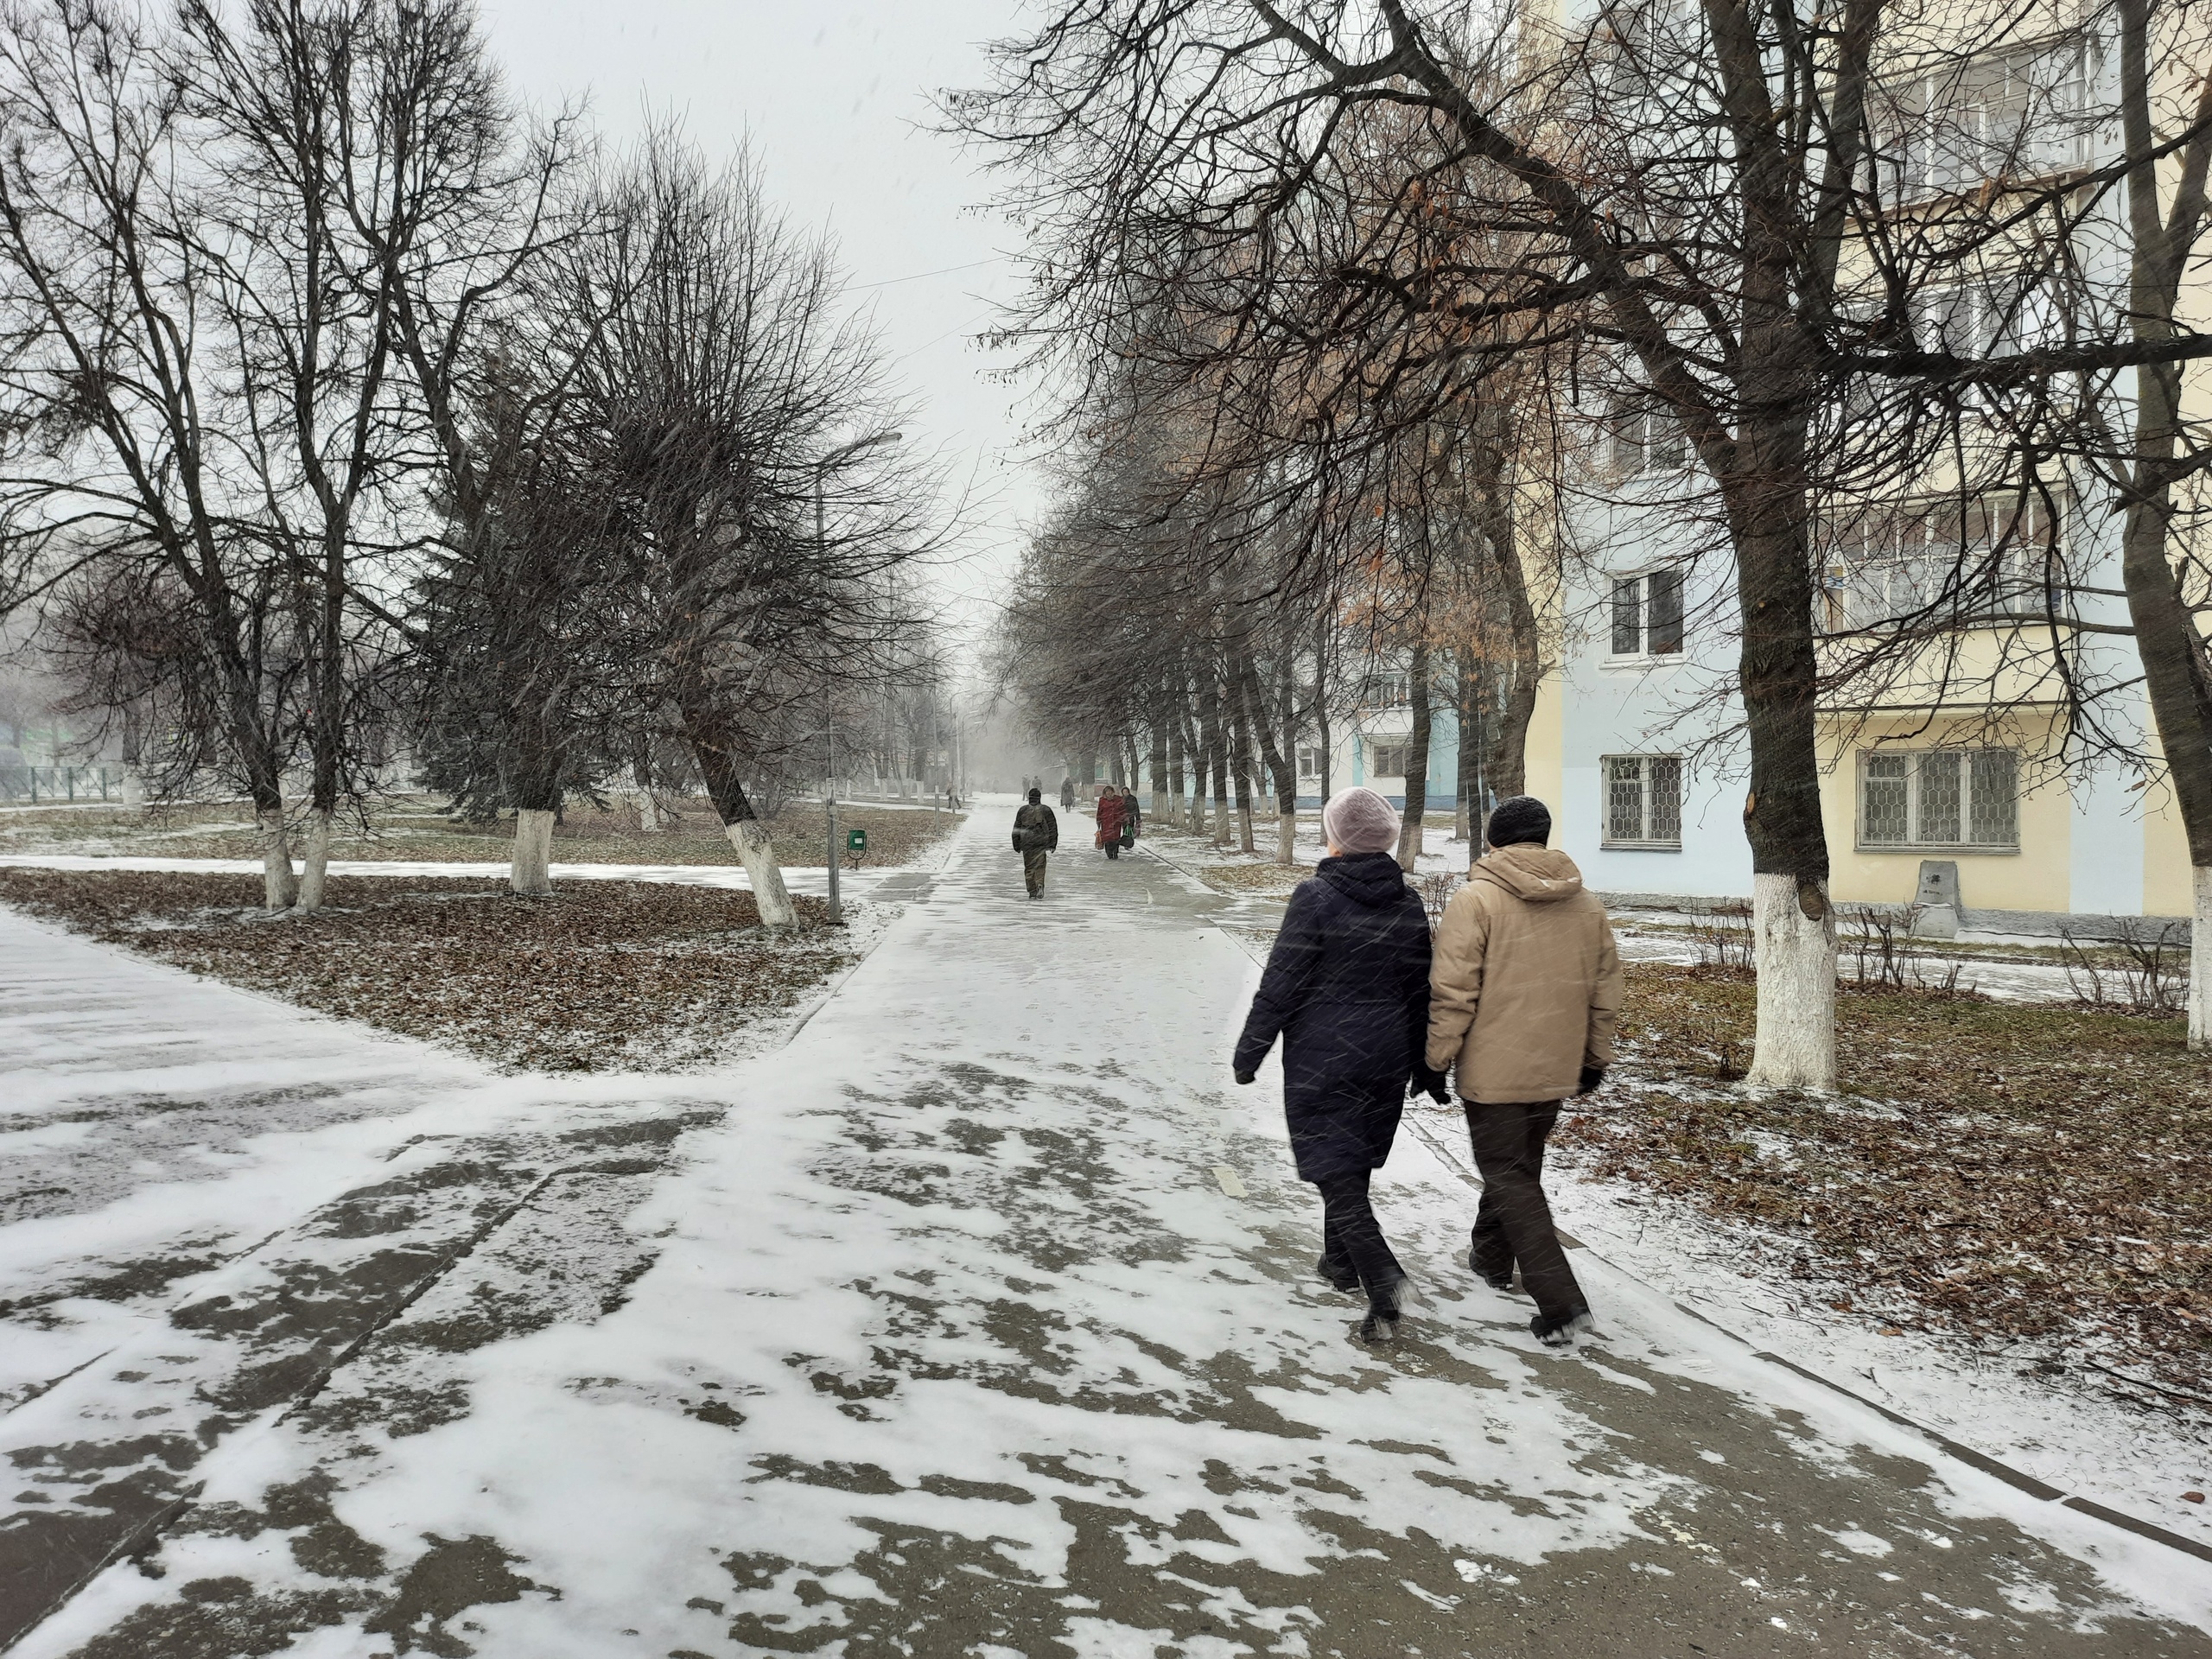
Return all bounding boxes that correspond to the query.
[1234,1070,1256,1086]
[1410,1065,1451,1104]
[1576,1064,1607,1096]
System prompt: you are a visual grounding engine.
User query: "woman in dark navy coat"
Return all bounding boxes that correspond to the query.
[1234,786,1441,1341]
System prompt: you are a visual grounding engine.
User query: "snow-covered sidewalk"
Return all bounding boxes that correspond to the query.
[4,812,2209,1653]
[0,851,938,896]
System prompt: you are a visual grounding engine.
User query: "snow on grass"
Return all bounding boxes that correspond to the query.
[0,795,963,871]
[0,870,874,1072]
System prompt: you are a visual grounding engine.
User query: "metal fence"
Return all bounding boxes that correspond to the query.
[0,766,130,804]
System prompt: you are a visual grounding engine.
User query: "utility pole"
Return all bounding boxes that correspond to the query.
[815,427,903,925]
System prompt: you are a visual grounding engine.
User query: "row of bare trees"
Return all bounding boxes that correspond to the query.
[995,353,1555,873]
[963,0,2212,1072]
[0,0,949,921]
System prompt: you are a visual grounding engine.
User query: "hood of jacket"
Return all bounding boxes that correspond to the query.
[1471,843,1586,903]
[1316,849,1412,909]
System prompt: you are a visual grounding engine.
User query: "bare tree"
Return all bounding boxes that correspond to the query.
[562,131,945,925]
[957,0,2212,1089]
[0,1,301,906]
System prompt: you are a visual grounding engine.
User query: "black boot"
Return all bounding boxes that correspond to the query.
[1468,1247,1516,1295]
[1316,1254,1360,1294]
[1530,1306,1598,1347]
[1359,1278,1408,1344]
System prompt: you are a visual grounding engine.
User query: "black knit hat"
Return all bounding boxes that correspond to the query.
[1485,795,1552,849]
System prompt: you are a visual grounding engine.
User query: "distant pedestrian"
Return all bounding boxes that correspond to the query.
[1013,787,1059,899]
[1234,785,1443,1343]
[1096,787,1127,858]
[1426,795,1623,1348]
[1059,777,1076,810]
[1118,785,1141,850]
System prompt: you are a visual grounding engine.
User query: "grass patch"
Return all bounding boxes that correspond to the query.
[0,796,960,871]
[1560,963,2211,1397]
[0,868,852,1073]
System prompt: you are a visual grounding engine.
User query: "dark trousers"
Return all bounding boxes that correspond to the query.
[1313,1169,1404,1298]
[1464,1100,1586,1320]
[1022,851,1048,896]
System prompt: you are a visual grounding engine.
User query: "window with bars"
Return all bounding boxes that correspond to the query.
[1603,755,1683,848]
[1610,569,1685,658]
[1858,749,2018,849]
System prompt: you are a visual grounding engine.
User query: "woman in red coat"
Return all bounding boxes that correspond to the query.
[1094,789,1127,858]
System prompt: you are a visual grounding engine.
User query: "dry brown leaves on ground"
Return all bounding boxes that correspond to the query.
[1555,963,2211,1399]
[0,869,849,1073]
[0,798,958,870]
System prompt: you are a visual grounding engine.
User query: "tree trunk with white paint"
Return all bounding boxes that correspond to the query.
[295,807,334,912]
[257,805,297,912]
[1230,711,1256,855]
[1147,721,1168,825]
[1396,637,1432,873]
[1232,650,1299,869]
[728,818,796,926]
[636,763,661,832]
[2105,8,2212,1046]
[512,808,555,896]
[1748,872,1836,1090]
[2191,868,2212,1049]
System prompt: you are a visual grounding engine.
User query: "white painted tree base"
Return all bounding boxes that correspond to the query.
[511,810,555,897]
[2190,867,2212,1051]
[1276,812,1296,866]
[257,808,297,912]
[1748,871,1837,1090]
[295,809,334,912]
[728,818,797,927]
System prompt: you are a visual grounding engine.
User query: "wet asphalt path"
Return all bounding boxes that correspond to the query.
[3,810,2210,1656]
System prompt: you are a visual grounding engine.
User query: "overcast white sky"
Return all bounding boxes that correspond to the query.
[476,0,1049,634]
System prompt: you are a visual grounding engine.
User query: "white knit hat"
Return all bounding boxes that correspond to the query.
[1322,785,1401,855]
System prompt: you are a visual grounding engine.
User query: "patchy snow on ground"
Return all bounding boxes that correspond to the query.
[4,804,2209,1655]
[1544,1155,2212,1551]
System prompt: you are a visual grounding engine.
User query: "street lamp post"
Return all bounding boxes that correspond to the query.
[816,429,903,925]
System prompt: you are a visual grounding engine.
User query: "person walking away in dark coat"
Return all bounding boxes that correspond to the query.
[1118,786,1141,850]
[1234,786,1444,1342]
[1427,795,1624,1347]
[1059,777,1076,810]
[1014,788,1059,899]
[1095,788,1127,858]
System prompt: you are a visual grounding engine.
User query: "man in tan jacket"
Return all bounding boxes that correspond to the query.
[1427,795,1624,1346]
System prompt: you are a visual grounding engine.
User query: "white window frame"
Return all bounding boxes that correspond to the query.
[1368,740,1411,779]
[1296,745,1325,781]
[1607,569,1687,662]
[1358,671,1410,709]
[1609,404,1689,476]
[1601,754,1684,849]
[1885,35,2107,200]
[1822,493,2063,633]
[1855,748,2020,853]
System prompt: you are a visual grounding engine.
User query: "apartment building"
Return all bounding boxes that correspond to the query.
[1313,71,2198,931]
